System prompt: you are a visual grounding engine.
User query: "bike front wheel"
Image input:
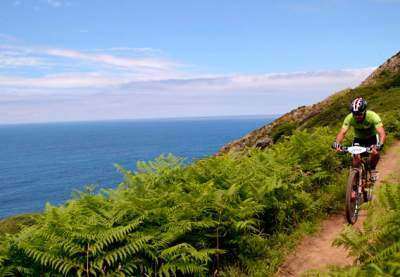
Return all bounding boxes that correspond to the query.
[346,169,361,224]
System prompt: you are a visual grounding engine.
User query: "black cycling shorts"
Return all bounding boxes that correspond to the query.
[353,135,378,147]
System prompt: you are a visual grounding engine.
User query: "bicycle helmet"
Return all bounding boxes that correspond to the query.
[349,97,367,114]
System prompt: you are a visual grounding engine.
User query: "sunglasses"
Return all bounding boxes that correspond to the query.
[352,112,365,116]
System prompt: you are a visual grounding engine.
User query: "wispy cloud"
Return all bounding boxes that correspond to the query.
[88,47,163,56]
[0,67,375,124]
[120,68,374,93]
[0,74,121,89]
[0,42,187,80]
[43,48,176,71]
[0,54,45,67]
[0,66,374,96]
[0,39,376,124]
[0,41,374,91]
[44,0,72,8]
[11,0,72,8]
[46,0,62,7]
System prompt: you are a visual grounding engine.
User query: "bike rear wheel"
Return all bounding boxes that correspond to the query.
[346,169,361,224]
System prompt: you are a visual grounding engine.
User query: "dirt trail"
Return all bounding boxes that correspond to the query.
[275,141,400,277]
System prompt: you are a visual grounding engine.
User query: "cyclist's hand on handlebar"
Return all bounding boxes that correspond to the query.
[332,142,342,152]
[372,143,384,152]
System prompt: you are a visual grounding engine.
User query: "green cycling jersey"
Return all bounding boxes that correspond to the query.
[342,110,383,139]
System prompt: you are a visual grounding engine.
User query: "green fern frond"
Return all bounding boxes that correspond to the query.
[97,216,144,246]
[22,246,78,275]
[159,262,208,277]
[100,234,152,267]
[379,184,400,211]
[367,241,400,264]
[235,219,261,232]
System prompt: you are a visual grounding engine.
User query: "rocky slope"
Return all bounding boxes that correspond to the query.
[217,51,400,155]
[360,51,400,87]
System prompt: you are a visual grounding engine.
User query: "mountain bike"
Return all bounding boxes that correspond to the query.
[336,144,375,224]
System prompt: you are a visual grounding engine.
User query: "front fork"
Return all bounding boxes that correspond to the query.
[352,154,372,200]
[351,154,365,192]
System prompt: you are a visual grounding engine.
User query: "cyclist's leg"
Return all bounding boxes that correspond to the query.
[370,151,380,170]
[359,135,379,181]
[370,135,380,170]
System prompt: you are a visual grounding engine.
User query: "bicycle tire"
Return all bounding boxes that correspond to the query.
[346,169,361,224]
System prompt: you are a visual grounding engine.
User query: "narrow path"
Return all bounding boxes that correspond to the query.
[275,141,400,277]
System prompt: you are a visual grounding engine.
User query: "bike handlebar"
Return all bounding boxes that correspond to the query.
[331,143,374,154]
[342,145,373,153]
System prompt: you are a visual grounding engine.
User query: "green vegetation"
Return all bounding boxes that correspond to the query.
[1,52,399,276]
[271,122,297,142]
[0,214,41,235]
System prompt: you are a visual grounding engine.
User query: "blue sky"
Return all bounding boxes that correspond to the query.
[0,0,399,124]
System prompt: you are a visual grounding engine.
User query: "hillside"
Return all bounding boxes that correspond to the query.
[217,51,400,155]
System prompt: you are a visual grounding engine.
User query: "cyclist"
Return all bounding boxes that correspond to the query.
[333,97,386,181]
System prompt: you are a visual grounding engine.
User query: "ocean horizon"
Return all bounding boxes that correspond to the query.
[0,114,280,126]
[0,115,276,219]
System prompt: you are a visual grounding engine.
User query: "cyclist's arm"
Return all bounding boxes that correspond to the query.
[335,127,348,144]
[376,126,385,145]
[371,111,385,145]
[336,113,352,144]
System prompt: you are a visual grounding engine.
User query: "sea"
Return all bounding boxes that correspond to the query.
[0,116,275,219]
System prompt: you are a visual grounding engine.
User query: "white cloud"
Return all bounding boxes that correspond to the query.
[0,66,374,124]
[88,47,162,55]
[0,67,374,91]
[43,48,179,71]
[44,0,72,7]
[0,40,377,124]
[0,74,121,89]
[46,0,62,7]
[120,68,374,94]
[0,54,45,67]
[0,43,185,80]
[9,0,73,9]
